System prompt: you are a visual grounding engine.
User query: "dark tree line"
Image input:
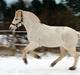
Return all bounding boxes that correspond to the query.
[0,0,58,21]
[5,0,27,21]
[0,0,80,30]
[66,0,80,14]
[1,0,80,20]
[0,0,7,21]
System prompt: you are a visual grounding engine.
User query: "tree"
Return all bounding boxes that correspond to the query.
[16,0,27,10]
[0,0,7,12]
[7,0,27,20]
[0,0,7,21]
[43,0,57,9]
[31,0,43,14]
[66,0,80,14]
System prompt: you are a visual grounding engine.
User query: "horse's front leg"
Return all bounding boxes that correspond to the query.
[22,42,39,64]
[22,47,28,64]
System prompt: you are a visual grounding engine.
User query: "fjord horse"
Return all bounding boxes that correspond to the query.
[9,10,80,70]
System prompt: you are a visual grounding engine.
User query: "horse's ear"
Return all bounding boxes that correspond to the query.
[15,11,18,18]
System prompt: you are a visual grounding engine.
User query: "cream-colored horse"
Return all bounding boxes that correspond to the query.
[9,10,80,70]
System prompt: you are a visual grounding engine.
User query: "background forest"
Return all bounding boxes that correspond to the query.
[0,0,80,30]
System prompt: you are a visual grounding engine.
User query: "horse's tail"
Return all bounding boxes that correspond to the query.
[77,32,80,56]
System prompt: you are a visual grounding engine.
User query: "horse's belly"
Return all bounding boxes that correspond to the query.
[39,41,63,47]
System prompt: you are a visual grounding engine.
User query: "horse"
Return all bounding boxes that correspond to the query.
[9,10,80,70]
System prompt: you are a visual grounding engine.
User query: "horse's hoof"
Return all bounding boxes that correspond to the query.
[23,58,28,64]
[50,62,56,67]
[69,67,76,70]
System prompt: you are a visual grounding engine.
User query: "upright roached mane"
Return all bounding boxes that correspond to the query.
[9,10,80,70]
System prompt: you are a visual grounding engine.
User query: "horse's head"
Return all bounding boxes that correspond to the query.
[9,10,23,31]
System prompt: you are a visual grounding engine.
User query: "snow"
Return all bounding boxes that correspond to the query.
[55,0,62,4]
[0,35,80,75]
[0,54,80,75]
[0,35,8,45]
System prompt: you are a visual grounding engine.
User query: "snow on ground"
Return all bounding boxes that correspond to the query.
[0,54,80,75]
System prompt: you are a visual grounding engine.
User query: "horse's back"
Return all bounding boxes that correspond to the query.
[38,26,78,48]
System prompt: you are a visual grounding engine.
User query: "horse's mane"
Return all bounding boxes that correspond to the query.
[16,10,41,24]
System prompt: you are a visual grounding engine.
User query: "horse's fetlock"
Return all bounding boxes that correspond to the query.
[69,66,76,70]
[50,62,56,67]
[34,54,41,59]
[23,58,28,64]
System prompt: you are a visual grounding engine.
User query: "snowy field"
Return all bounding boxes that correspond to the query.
[0,54,80,75]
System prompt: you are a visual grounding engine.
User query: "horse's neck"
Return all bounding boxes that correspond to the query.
[23,12,41,33]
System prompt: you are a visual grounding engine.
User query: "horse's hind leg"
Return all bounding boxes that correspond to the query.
[50,47,67,67]
[68,48,79,70]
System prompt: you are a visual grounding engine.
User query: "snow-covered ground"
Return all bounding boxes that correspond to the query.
[0,35,80,75]
[0,54,80,75]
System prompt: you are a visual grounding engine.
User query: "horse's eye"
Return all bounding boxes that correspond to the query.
[15,18,18,20]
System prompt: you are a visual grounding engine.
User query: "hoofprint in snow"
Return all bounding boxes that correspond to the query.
[0,54,80,75]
